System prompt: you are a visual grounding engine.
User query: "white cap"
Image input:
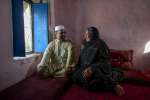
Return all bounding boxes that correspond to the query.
[55,25,65,31]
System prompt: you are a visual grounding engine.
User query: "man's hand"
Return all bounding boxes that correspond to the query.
[82,67,93,81]
[67,64,76,72]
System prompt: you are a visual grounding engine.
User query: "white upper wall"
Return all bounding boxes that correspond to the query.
[0,0,14,91]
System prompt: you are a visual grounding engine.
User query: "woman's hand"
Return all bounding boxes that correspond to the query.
[65,64,76,78]
[82,67,93,81]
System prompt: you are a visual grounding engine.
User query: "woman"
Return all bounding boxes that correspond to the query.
[72,27,125,96]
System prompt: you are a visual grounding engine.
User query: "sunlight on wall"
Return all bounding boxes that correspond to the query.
[144,41,150,54]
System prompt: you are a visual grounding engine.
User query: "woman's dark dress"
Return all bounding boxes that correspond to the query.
[72,39,123,90]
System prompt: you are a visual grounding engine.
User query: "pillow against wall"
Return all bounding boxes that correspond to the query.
[111,61,133,70]
[123,70,150,86]
[110,49,133,70]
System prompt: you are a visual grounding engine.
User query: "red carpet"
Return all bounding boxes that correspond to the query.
[0,75,69,100]
[0,75,150,100]
[61,84,150,100]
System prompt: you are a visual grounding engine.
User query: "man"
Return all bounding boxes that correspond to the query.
[37,25,75,78]
[72,27,125,96]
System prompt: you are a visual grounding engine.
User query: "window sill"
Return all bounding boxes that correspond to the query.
[13,53,43,78]
[13,53,42,61]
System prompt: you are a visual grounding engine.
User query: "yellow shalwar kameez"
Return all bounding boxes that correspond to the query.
[37,39,75,77]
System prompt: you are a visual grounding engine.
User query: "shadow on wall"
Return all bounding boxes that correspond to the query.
[13,54,43,79]
[26,54,43,77]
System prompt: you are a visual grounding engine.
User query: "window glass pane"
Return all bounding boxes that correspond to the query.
[23,1,33,52]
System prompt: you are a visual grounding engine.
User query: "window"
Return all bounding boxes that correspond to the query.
[12,0,49,57]
[23,1,33,53]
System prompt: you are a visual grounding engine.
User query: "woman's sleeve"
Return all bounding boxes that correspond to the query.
[91,42,112,75]
[65,42,76,70]
[76,45,84,70]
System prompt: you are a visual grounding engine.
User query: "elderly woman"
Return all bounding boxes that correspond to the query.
[72,27,125,96]
[37,25,75,78]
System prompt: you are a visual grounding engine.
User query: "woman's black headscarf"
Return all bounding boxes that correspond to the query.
[83,26,101,45]
[86,26,100,40]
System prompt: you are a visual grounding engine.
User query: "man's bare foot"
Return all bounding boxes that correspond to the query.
[114,84,125,96]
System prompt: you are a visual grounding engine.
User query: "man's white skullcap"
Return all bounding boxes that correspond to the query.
[55,25,65,31]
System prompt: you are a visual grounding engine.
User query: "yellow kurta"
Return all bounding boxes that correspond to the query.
[37,39,75,77]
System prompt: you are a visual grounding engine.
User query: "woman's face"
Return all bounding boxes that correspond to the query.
[84,30,92,42]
